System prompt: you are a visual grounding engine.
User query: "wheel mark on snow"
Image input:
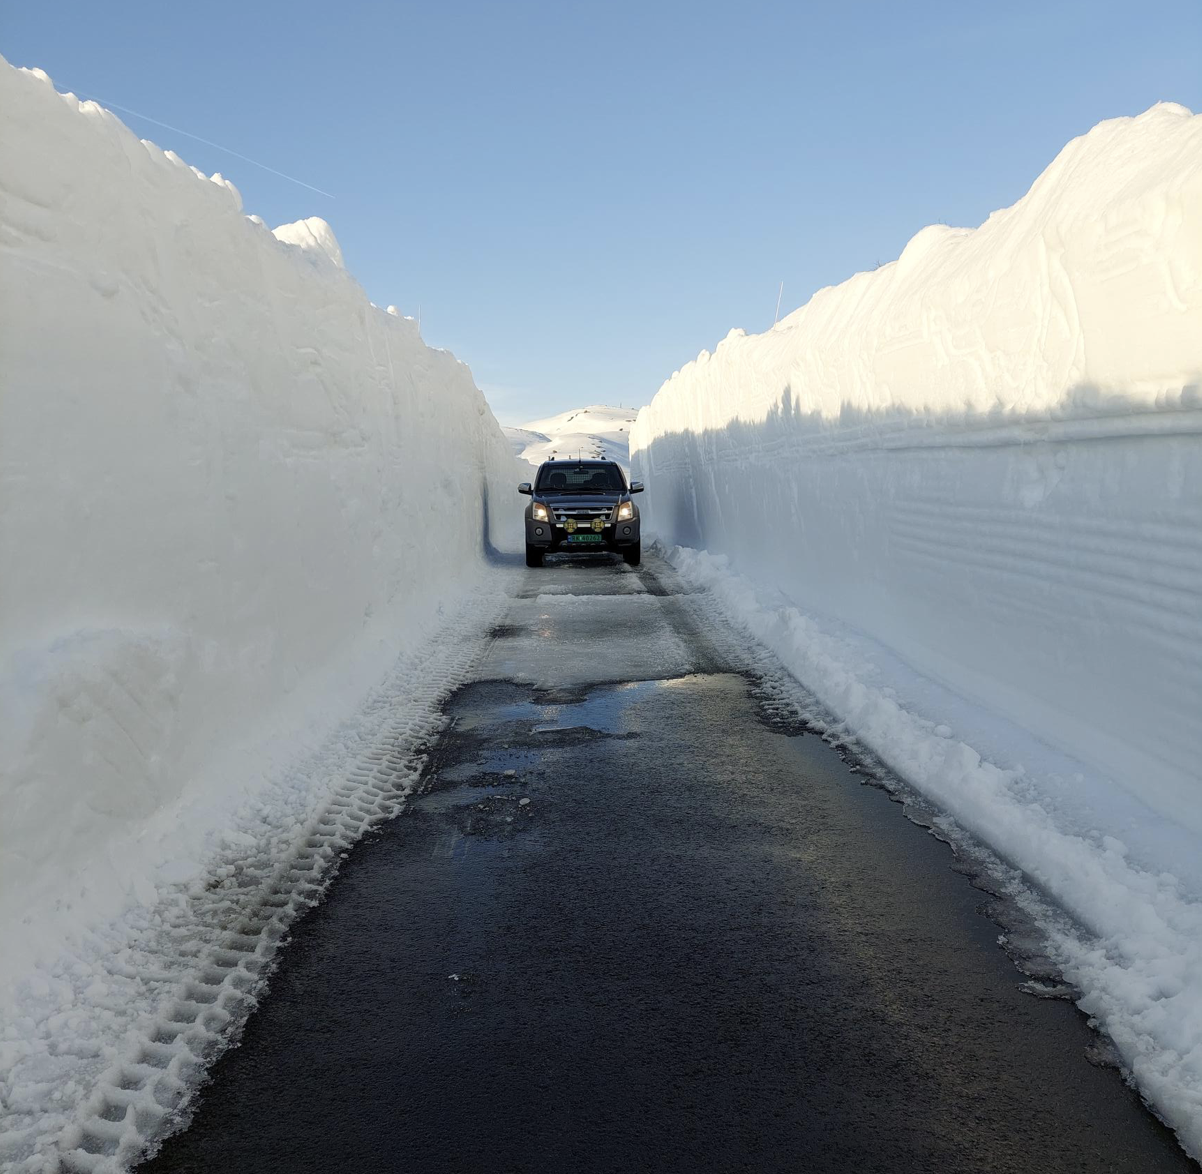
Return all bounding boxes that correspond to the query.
[39,590,514,1174]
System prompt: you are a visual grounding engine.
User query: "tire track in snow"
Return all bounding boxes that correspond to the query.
[1,580,515,1174]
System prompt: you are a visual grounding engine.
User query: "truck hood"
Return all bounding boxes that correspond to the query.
[540,493,622,509]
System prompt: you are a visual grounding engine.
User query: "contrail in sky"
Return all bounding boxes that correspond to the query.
[77,90,335,200]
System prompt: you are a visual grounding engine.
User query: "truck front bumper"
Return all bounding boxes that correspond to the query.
[525,517,640,550]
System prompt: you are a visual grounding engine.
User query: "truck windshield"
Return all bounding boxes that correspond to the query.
[536,464,626,493]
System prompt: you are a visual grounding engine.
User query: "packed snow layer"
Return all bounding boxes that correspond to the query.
[632,104,1202,1155]
[0,56,519,1012]
[504,404,638,472]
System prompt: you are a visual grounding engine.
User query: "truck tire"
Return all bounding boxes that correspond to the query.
[622,541,641,567]
[525,543,544,567]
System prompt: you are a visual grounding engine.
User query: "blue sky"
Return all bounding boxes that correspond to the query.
[6,0,1201,423]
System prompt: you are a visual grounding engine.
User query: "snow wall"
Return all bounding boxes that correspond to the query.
[632,103,1202,837]
[0,58,520,989]
[632,105,1202,1150]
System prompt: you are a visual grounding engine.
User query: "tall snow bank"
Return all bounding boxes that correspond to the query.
[632,104,1202,1154]
[633,102,1202,824]
[0,58,518,991]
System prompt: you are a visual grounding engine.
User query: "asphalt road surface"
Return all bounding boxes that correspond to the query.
[139,553,1194,1174]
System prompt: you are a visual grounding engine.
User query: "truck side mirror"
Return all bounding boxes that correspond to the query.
[518,482,533,495]
[629,481,644,493]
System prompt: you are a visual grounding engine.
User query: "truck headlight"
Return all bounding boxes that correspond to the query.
[532,501,552,522]
[616,500,635,521]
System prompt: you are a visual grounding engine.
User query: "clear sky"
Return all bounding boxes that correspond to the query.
[5,0,1200,423]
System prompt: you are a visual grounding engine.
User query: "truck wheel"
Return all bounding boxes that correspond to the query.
[622,541,641,567]
[525,543,544,568]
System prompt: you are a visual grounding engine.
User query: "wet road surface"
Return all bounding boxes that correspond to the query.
[140,554,1194,1173]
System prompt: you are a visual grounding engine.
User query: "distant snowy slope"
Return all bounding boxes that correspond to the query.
[632,103,1202,1159]
[503,426,551,461]
[505,404,638,471]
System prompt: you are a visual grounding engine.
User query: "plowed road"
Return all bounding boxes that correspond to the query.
[140,554,1192,1174]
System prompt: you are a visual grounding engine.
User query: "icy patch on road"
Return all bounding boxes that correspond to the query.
[661,543,1202,1160]
[534,592,656,604]
[483,585,693,689]
[0,578,515,1173]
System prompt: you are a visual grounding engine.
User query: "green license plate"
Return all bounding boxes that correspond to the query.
[567,533,604,543]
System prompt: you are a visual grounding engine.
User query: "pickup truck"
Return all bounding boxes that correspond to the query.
[519,460,643,567]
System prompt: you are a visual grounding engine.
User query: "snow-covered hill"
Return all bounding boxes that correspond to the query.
[504,404,638,472]
[633,102,1202,1159]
